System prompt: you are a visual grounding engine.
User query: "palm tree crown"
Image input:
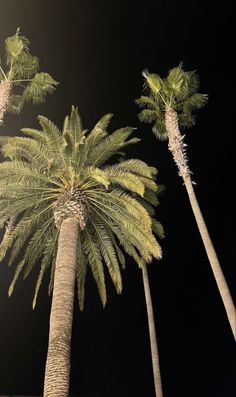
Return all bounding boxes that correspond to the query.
[0,28,58,125]
[136,65,208,140]
[0,106,162,310]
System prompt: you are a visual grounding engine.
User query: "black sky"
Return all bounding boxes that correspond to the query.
[0,1,235,396]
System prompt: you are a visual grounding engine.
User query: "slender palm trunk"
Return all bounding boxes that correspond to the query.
[165,108,236,339]
[142,262,163,397]
[44,217,79,397]
[184,175,236,338]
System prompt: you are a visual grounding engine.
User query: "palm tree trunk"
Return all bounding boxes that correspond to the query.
[142,262,163,397]
[184,175,236,339]
[165,107,236,340]
[44,217,79,397]
[0,79,12,125]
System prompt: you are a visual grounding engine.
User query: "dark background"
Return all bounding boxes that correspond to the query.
[0,1,235,396]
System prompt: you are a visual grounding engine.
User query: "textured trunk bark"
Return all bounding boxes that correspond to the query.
[0,80,12,125]
[142,262,163,397]
[165,108,236,340]
[43,218,79,397]
[184,175,236,339]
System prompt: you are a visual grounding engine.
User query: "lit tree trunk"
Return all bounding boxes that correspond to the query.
[165,107,236,340]
[0,79,12,125]
[142,262,163,397]
[44,217,79,397]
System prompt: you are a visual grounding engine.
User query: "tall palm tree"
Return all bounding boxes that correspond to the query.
[0,28,57,125]
[0,106,163,396]
[136,65,236,339]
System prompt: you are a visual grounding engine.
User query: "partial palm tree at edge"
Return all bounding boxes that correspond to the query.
[137,65,236,340]
[0,28,57,126]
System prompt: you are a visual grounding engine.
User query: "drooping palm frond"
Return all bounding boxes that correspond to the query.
[0,28,57,125]
[0,107,163,309]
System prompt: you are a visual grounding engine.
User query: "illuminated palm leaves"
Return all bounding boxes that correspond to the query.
[136,66,208,139]
[0,28,57,124]
[0,107,162,309]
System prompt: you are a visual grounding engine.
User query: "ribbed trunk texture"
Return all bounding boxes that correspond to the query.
[43,218,79,397]
[0,79,12,125]
[165,107,236,340]
[142,263,163,397]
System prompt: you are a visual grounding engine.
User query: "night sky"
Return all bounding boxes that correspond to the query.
[0,1,235,396]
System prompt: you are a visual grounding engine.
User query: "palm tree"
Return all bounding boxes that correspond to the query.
[136,65,236,339]
[0,28,58,125]
[0,106,163,396]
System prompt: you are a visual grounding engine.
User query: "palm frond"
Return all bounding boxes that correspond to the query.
[152,219,164,239]
[76,234,87,311]
[8,259,25,297]
[23,218,54,279]
[83,228,107,306]
[84,167,110,189]
[90,219,122,294]
[6,94,24,114]
[86,127,136,167]
[5,28,29,66]
[0,136,53,171]
[23,72,58,104]
[32,230,58,309]
[12,53,39,79]
[115,159,157,179]
[103,167,145,196]
[136,95,156,109]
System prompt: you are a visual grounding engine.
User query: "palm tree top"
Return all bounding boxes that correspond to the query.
[136,65,208,140]
[0,107,163,310]
[0,28,58,124]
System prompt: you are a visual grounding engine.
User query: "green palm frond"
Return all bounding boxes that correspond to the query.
[136,95,156,109]
[86,127,137,167]
[0,107,163,308]
[152,219,164,239]
[116,159,157,178]
[83,228,107,306]
[90,219,122,294]
[0,136,53,171]
[103,166,145,196]
[138,109,157,124]
[5,28,29,66]
[22,73,58,104]
[32,230,58,309]
[8,259,25,297]
[12,53,39,79]
[86,113,113,146]
[84,167,110,189]
[6,94,24,114]
[76,234,87,311]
